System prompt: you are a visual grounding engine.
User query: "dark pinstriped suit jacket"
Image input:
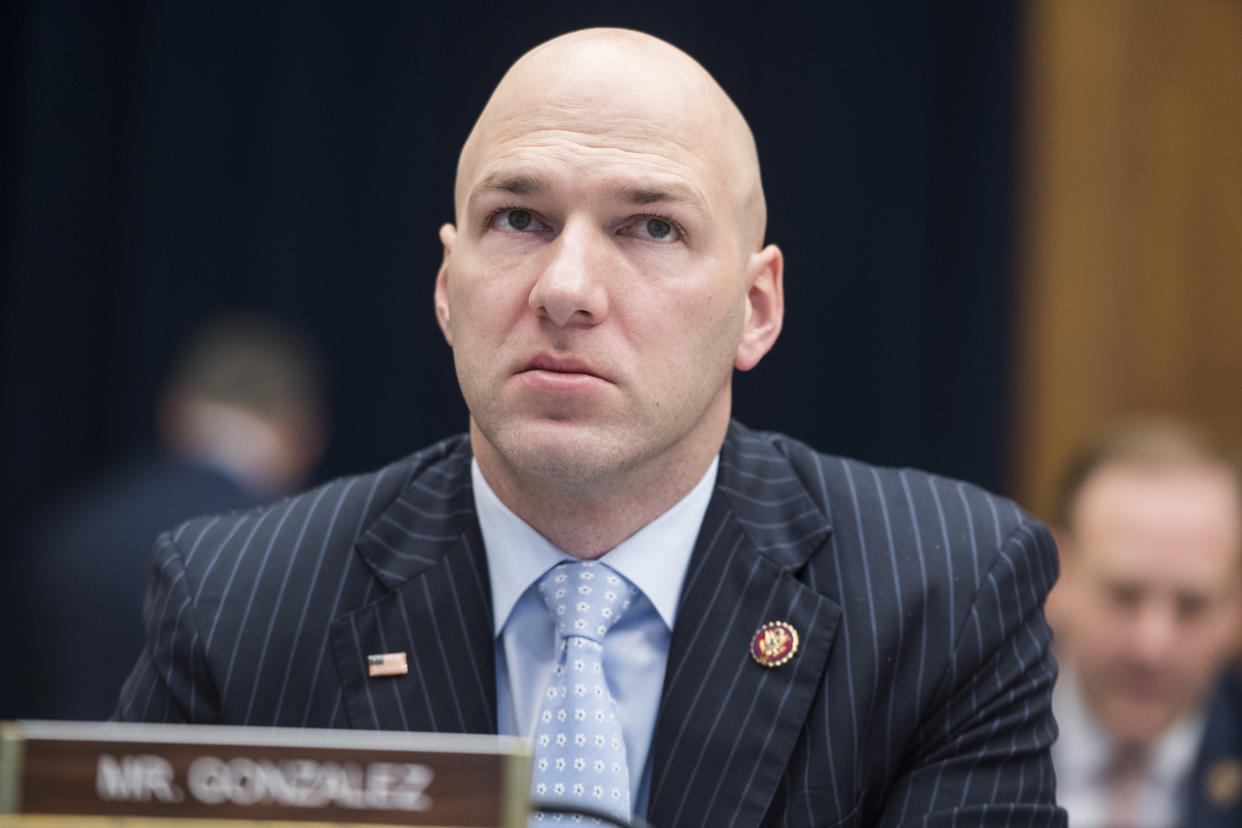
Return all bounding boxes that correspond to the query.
[117,422,1066,827]
[1186,668,1242,827]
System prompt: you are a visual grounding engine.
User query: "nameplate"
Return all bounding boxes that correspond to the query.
[0,721,531,827]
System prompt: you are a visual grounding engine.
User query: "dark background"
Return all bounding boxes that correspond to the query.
[1,2,1019,576]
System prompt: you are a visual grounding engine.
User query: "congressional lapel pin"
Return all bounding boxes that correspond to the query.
[1204,758,1242,809]
[751,621,799,668]
[367,651,408,677]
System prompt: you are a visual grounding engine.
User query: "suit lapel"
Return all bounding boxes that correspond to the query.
[330,442,498,734]
[1186,670,1242,827]
[647,423,842,828]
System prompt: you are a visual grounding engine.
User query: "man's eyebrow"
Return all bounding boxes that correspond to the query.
[615,184,706,211]
[467,173,708,216]
[468,173,546,207]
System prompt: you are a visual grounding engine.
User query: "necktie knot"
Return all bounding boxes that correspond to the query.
[537,560,635,645]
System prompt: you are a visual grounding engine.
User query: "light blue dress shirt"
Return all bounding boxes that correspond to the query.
[472,457,717,819]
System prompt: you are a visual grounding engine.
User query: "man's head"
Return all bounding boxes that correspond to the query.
[1048,417,1242,747]
[159,312,328,497]
[433,29,783,511]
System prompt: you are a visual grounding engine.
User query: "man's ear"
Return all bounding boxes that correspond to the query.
[1048,526,1078,584]
[434,223,457,346]
[1043,527,1075,634]
[735,243,784,371]
[1223,577,1242,661]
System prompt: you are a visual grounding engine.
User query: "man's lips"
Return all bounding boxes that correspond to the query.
[521,354,605,379]
[517,354,610,392]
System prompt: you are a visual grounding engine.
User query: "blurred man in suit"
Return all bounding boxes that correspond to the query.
[1047,418,1242,827]
[118,29,1063,827]
[13,312,326,720]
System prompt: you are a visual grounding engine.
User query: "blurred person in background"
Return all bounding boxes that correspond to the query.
[1046,416,1242,828]
[10,312,328,720]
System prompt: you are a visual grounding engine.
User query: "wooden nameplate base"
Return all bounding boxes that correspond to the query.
[0,720,531,827]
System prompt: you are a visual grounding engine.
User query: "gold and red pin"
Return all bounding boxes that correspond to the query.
[751,621,799,668]
[1204,758,1242,810]
[367,651,409,677]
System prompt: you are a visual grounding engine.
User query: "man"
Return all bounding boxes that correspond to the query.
[1046,418,1242,827]
[117,29,1063,827]
[12,312,326,720]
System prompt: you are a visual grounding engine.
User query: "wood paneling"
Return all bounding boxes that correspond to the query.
[1014,0,1242,521]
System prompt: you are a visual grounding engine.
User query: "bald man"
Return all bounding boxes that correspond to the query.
[118,29,1064,827]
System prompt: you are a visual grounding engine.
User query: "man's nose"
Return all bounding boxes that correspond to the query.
[1129,601,1178,664]
[528,220,609,326]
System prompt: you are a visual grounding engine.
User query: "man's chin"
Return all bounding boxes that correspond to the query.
[1098,697,1179,747]
[479,419,633,486]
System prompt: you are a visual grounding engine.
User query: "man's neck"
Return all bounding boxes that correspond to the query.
[470,419,727,559]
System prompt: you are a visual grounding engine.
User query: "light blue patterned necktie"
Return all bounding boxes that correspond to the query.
[530,560,636,825]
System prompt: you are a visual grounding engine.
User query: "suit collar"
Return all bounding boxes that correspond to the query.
[648,421,841,828]
[352,422,829,587]
[714,420,833,569]
[353,435,480,591]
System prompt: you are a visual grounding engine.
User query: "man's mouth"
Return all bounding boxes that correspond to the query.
[516,354,611,394]
[522,354,604,379]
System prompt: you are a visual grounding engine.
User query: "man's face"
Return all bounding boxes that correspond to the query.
[1056,462,1242,745]
[434,38,781,494]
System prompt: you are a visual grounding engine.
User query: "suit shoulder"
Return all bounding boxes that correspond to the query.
[735,423,1039,551]
[158,433,472,576]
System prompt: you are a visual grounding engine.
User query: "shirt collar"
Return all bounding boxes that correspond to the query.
[473,456,718,637]
[1052,665,1113,779]
[1149,705,1207,786]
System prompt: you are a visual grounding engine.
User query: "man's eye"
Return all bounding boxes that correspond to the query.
[1176,594,1210,622]
[1106,584,1143,611]
[491,208,543,232]
[621,215,681,243]
[645,218,674,240]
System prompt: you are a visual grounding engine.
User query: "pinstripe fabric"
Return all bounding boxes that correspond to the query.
[116,435,495,732]
[642,424,1063,827]
[116,423,1064,827]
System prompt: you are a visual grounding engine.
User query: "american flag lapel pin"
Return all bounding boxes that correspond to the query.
[367,651,408,677]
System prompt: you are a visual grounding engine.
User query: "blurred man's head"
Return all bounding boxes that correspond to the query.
[159,312,328,497]
[433,29,783,544]
[1048,417,1242,747]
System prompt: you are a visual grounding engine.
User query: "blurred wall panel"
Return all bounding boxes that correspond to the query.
[1015,0,1242,521]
